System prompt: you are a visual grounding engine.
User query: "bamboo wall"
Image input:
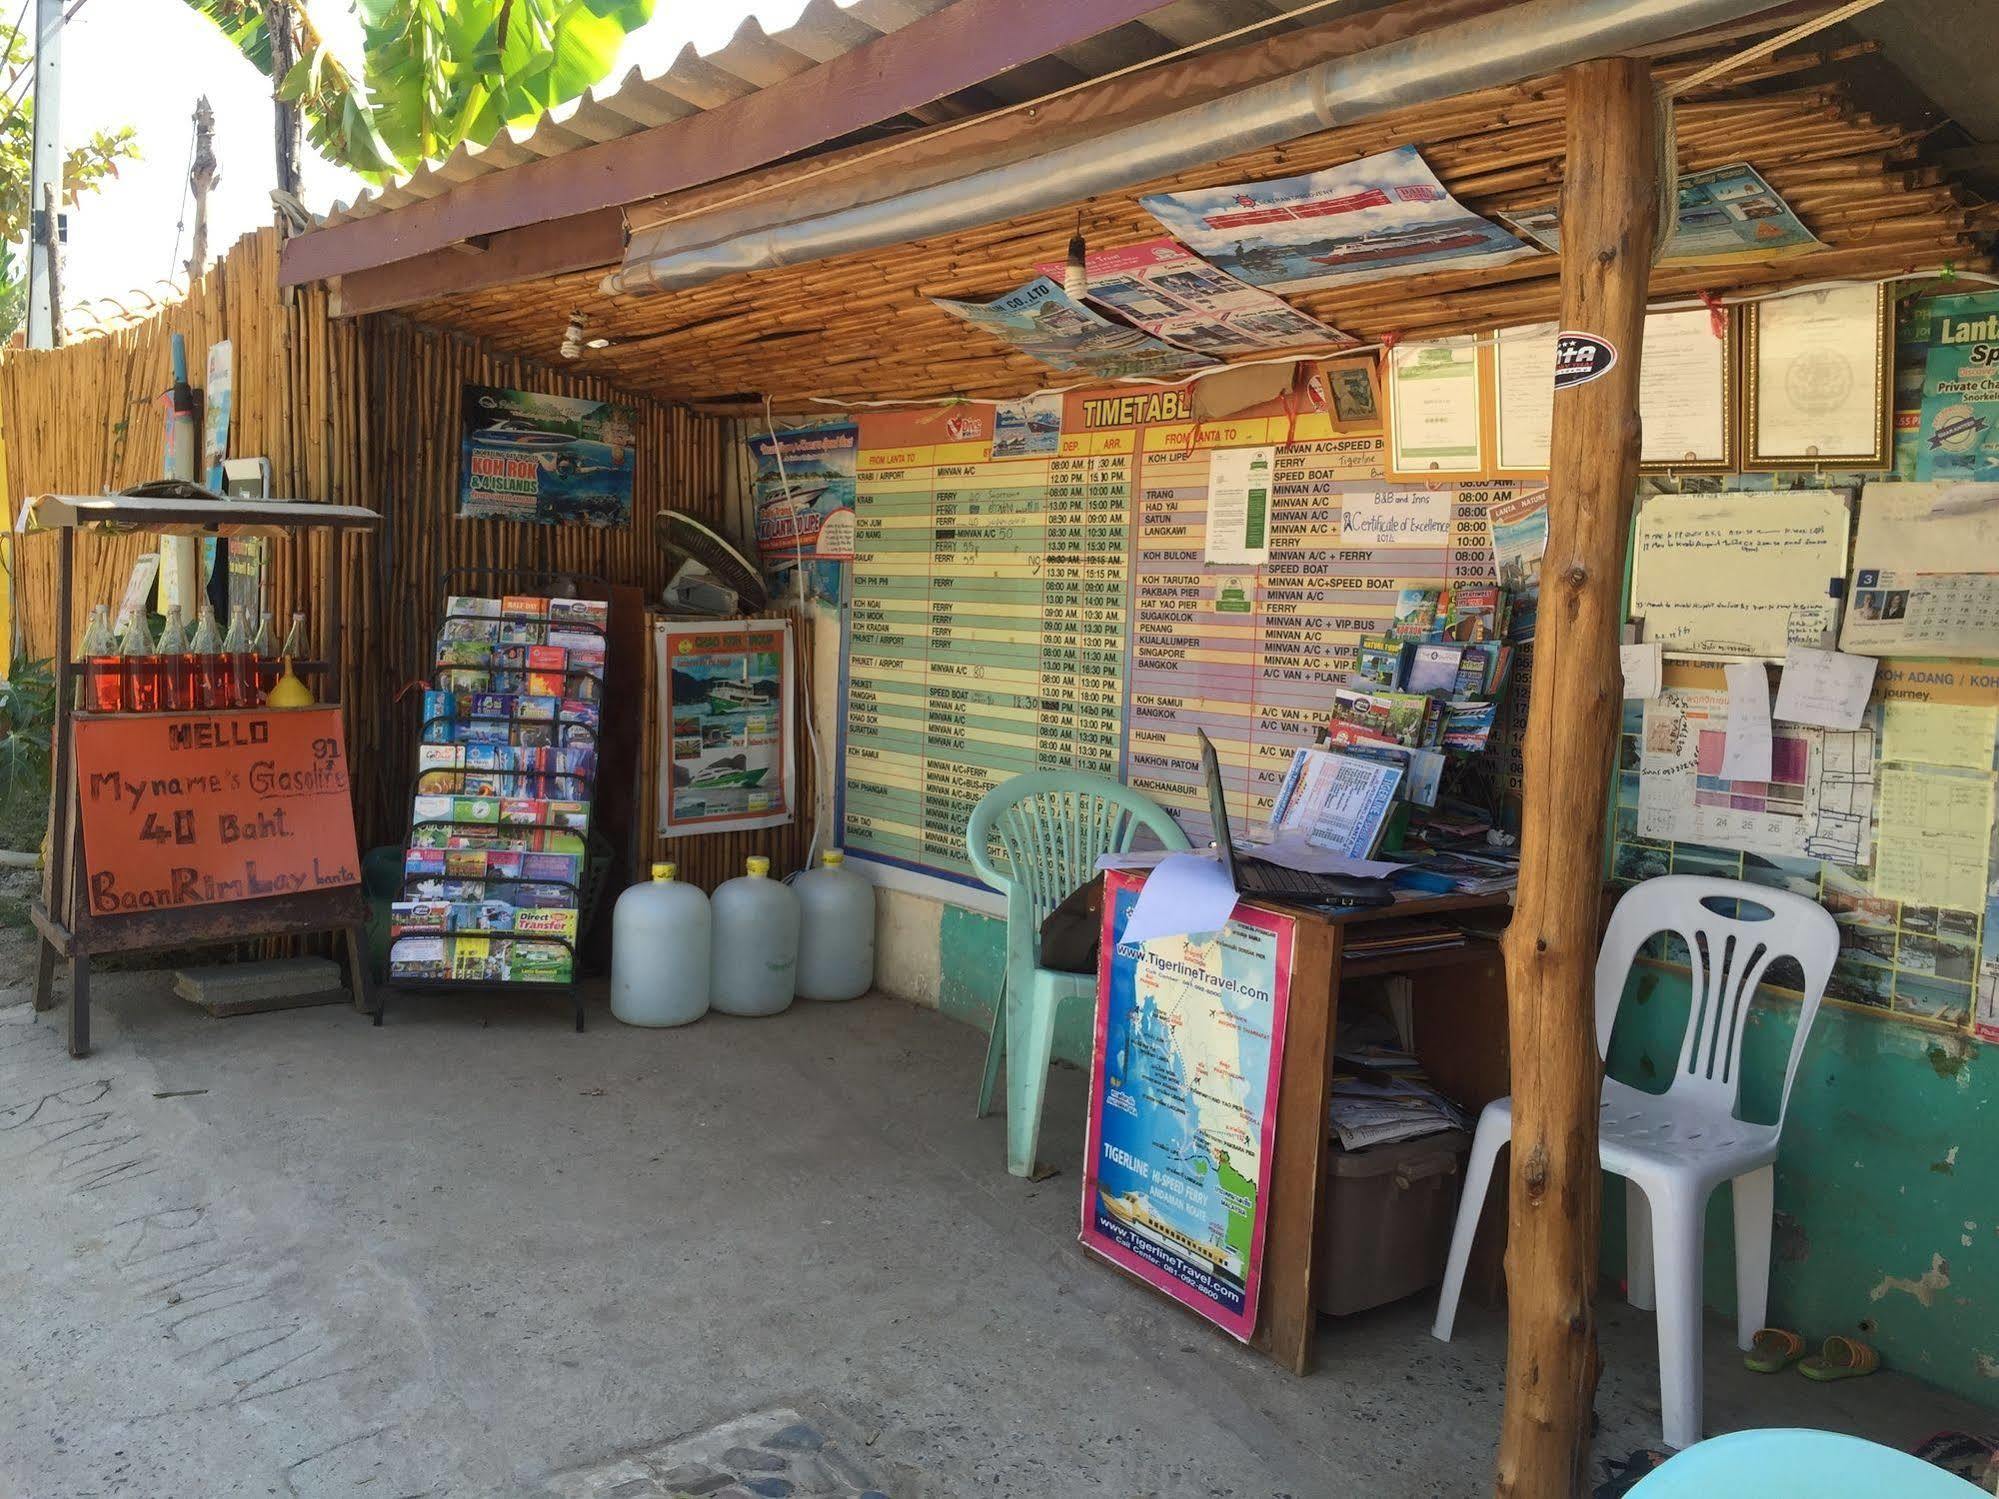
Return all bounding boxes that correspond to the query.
[0,228,783,877]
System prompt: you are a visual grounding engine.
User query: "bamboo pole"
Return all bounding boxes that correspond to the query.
[1494,56,1657,1499]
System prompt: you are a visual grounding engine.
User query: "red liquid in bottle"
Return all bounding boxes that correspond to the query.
[123,657,163,714]
[169,655,201,712]
[201,657,232,709]
[86,656,124,712]
[253,656,280,700]
[230,653,259,708]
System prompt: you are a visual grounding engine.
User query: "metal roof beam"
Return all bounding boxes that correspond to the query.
[278,0,1188,289]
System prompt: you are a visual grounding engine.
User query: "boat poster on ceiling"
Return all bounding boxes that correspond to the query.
[654,618,797,837]
[459,384,638,526]
[1081,870,1293,1342]
[1139,144,1538,295]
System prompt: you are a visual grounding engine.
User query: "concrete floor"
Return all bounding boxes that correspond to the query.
[0,955,1988,1498]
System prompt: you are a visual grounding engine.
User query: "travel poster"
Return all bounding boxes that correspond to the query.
[655,619,796,836]
[459,385,637,525]
[1506,162,1818,264]
[1915,290,1999,482]
[750,422,859,561]
[1082,870,1293,1342]
[931,276,1213,381]
[1030,237,1357,357]
[1138,145,1536,294]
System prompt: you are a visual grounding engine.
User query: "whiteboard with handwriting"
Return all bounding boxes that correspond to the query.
[1630,490,1850,657]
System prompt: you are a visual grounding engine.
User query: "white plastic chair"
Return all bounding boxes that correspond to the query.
[1431,875,1839,1451]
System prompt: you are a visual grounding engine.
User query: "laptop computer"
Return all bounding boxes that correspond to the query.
[1199,728,1396,908]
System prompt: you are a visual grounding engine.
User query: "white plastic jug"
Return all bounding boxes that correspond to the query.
[710,856,799,1016]
[792,850,875,1001]
[611,863,711,1027]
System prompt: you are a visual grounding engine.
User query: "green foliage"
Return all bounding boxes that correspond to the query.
[184,0,653,180]
[0,25,142,341]
[0,657,54,854]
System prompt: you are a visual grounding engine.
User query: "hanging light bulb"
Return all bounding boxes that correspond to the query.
[560,309,588,360]
[1064,211,1089,301]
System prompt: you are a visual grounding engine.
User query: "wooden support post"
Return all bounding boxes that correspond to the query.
[1495,56,1658,1498]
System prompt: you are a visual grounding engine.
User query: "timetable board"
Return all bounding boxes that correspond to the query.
[833,381,1522,891]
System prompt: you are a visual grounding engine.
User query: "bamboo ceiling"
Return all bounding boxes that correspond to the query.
[405,36,1998,408]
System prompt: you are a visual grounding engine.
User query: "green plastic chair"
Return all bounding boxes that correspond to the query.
[966,771,1190,1177]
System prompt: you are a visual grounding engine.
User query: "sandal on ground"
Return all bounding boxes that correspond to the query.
[1743,1327,1806,1373]
[1799,1334,1880,1381]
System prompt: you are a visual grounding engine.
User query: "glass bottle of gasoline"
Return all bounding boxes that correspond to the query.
[79,605,119,712]
[155,605,192,712]
[249,608,279,702]
[220,605,252,708]
[117,610,160,713]
[189,605,225,710]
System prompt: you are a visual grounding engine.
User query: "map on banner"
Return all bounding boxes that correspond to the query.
[1139,146,1537,293]
[1031,238,1357,358]
[931,276,1212,380]
[1082,872,1291,1342]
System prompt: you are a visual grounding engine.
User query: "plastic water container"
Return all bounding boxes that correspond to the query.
[710,856,799,1016]
[610,862,711,1027]
[792,850,875,1001]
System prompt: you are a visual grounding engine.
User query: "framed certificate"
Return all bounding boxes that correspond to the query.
[1487,322,1555,477]
[1385,337,1487,480]
[1317,354,1383,433]
[1640,306,1736,473]
[1745,283,1890,470]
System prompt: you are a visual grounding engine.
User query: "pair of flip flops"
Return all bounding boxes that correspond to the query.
[1744,1328,1880,1379]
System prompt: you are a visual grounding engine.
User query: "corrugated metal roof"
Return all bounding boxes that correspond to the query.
[314,0,1344,229]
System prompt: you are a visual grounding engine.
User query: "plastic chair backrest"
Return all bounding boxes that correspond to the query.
[1595,875,1839,1127]
[965,771,1191,923]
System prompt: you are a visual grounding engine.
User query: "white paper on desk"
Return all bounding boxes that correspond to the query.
[1772,644,1876,730]
[1245,832,1402,878]
[1619,641,1662,700]
[1095,848,1177,872]
[1118,852,1240,946]
[1721,660,1774,781]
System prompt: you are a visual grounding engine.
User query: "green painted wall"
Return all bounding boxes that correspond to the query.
[1603,964,1998,1404]
[938,906,1094,1066]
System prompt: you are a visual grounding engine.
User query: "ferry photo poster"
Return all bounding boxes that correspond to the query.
[460,384,638,525]
[654,619,797,836]
[1082,870,1294,1341]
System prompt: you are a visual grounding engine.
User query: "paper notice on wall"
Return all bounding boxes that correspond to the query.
[1630,490,1849,656]
[1721,661,1775,782]
[1620,642,1663,701]
[1772,646,1876,730]
[1880,699,1999,771]
[1206,445,1276,563]
[1340,485,1454,547]
[1639,686,1875,864]
[1872,766,1996,912]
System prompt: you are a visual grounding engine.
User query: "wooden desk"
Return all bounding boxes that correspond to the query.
[1244,889,1514,1374]
[1087,878,1513,1374]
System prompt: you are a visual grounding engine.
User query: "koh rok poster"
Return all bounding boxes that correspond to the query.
[1082,870,1293,1342]
[655,619,796,836]
[931,276,1214,381]
[1139,144,1536,294]
[750,423,858,562]
[460,385,637,525]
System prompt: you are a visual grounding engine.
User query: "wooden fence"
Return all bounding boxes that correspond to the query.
[0,228,802,886]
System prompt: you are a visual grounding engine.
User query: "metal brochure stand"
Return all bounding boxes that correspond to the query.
[25,493,383,1058]
[380,568,609,1032]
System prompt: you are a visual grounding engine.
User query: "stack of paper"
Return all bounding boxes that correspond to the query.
[1391,849,1519,894]
[1331,1049,1469,1150]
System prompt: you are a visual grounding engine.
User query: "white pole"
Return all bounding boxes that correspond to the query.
[26,0,63,349]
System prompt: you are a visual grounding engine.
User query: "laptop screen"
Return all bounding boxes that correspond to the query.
[1197,728,1240,888]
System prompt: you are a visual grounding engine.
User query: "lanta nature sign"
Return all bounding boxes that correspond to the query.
[460,385,638,526]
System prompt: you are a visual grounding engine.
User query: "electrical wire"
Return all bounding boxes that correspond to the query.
[762,392,825,872]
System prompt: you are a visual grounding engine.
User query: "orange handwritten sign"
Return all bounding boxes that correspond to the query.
[74,707,362,916]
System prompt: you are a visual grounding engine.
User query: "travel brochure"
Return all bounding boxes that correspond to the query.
[391,593,608,986]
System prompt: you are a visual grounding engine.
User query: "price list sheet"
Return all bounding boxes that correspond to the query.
[1128,437,1504,843]
[841,422,1133,882]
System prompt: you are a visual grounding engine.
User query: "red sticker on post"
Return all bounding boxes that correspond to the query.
[1553,331,1618,390]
